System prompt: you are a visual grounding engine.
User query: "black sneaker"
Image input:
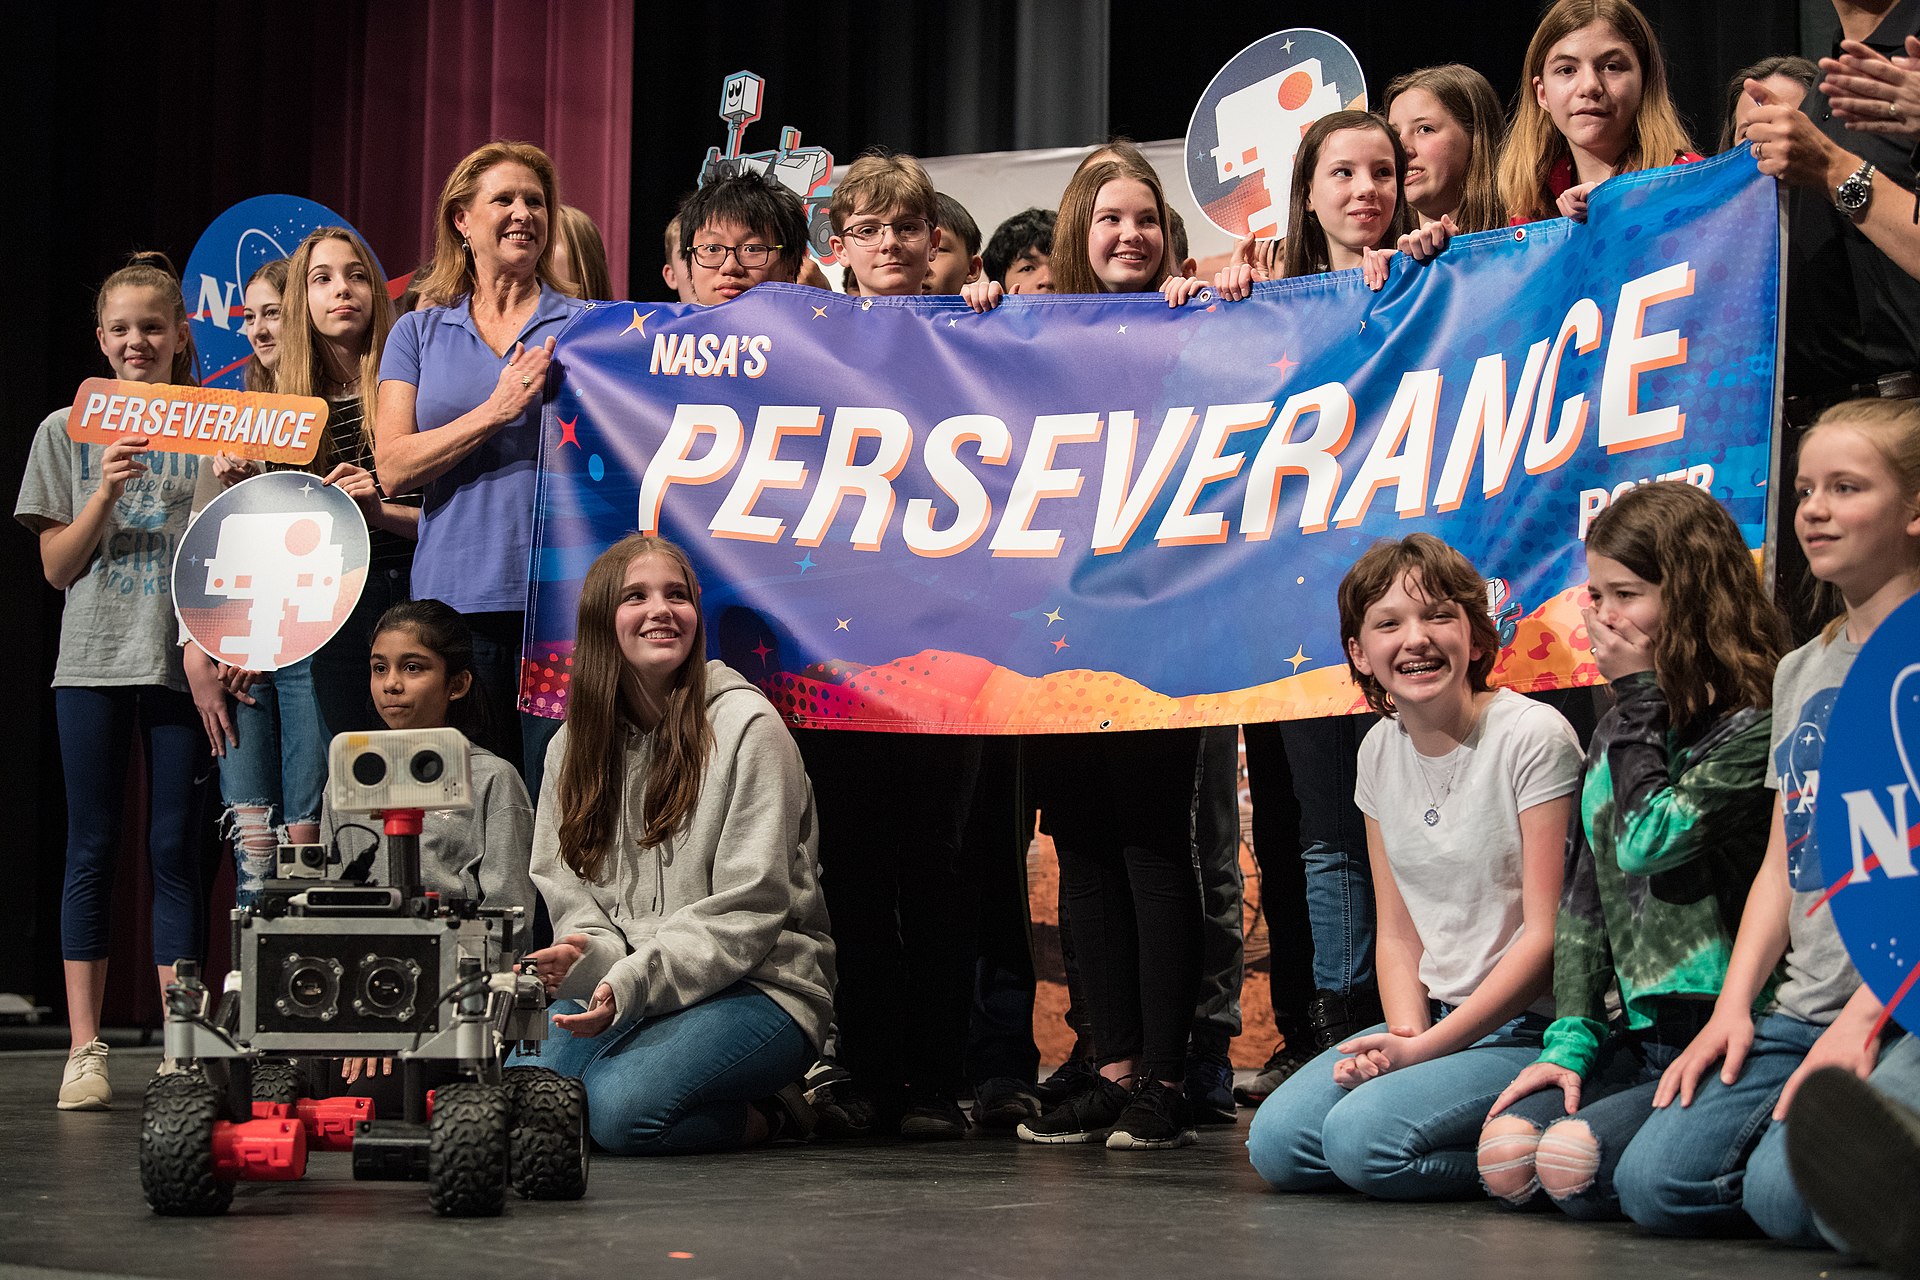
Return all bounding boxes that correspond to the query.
[1016,1074,1131,1144]
[900,1093,970,1141]
[1788,1067,1920,1276]
[972,1077,1042,1129]
[1184,1056,1237,1126]
[1233,1038,1315,1106]
[805,1060,877,1140]
[1033,1056,1097,1109]
[1107,1079,1196,1150]
[751,1082,816,1142]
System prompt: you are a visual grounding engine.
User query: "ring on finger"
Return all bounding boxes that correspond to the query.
[1890,100,1902,121]
[520,374,532,387]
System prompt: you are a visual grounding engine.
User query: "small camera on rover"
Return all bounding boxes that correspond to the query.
[327,727,473,814]
[276,842,332,879]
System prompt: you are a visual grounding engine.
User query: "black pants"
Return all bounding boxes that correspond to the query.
[1035,729,1204,1083]
[964,736,1040,1087]
[796,729,983,1104]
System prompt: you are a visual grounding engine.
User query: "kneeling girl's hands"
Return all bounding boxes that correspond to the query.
[1332,1025,1431,1088]
[553,984,617,1037]
[1487,1062,1582,1119]
[1653,1005,1755,1108]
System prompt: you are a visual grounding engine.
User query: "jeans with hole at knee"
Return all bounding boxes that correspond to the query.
[1742,1026,1919,1248]
[218,657,328,904]
[1614,1011,1815,1236]
[511,982,810,1155]
[1247,1007,1547,1199]
[56,686,204,967]
[1494,1032,1683,1219]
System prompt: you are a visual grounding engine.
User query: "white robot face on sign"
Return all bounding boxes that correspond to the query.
[204,510,346,670]
[1211,58,1345,237]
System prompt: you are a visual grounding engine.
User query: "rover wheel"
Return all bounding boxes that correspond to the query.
[250,1059,302,1106]
[426,1083,510,1217]
[504,1066,590,1200]
[140,1074,234,1216]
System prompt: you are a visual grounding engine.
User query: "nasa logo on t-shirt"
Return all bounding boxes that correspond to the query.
[1815,592,1920,1034]
[1184,29,1368,240]
[184,196,383,390]
[1779,686,1839,892]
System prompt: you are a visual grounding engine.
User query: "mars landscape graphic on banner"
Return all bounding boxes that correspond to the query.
[1815,591,1920,1037]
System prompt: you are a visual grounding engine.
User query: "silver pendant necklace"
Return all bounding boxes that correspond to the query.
[1415,748,1463,826]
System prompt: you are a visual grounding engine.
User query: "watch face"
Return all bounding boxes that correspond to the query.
[1838,166,1873,213]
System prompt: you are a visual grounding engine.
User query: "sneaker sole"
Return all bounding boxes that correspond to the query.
[1015,1123,1112,1144]
[1105,1128,1196,1150]
[56,1095,111,1112]
[899,1119,968,1141]
[1787,1069,1920,1273]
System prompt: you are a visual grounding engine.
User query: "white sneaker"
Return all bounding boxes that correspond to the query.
[58,1038,112,1111]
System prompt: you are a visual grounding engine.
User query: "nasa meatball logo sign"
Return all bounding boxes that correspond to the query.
[174,471,370,672]
[1816,591,1920,1036]
[184,195,382,390]
[1184,29,1368,240]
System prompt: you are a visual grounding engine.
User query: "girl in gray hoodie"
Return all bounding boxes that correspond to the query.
[520,534,835,1154]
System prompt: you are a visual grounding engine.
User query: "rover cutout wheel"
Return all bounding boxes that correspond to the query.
[141,1074,234,1216]
[504,1066,590,1200]
[426,1083,510,1217]
[250,1059,303,1106]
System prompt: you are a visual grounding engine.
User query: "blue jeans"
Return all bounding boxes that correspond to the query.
[512,982,810,1156]
[1247,1008,1547,1199]
[218,656,327,906]
[55,685,204,967]
[1614,1010,1815,1236]
[1743,1027,1919,1248]
[1494,1030,1687,1219]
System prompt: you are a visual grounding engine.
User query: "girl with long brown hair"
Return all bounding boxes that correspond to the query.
[1497,0,1697,224]
[1477,481,1784,1220]
[518,534,835,1155]
[1383,64,1510,233]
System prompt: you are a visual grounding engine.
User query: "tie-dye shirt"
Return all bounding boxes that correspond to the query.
[1537,672,1775,1077]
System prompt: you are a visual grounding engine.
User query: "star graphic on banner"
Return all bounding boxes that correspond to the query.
[622,308,655,338]
[1051,636,1069,653]
[1281,37,1295,53]
[299,481,315,495]
[794,553,818,574]
[811,306,829,320]
[835,617,852,632]
[1269,352,1298,377]
[557,416,580,448]
[1043,607,1064,626]
[751,638,772,666]
[1286,645,1311,673]
[1117,324,1128,335]
[948,318,959,327]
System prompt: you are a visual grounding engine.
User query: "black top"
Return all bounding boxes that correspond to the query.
[1785,0,1920,398]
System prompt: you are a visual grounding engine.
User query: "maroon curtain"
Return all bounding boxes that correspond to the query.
[310,0,633,298]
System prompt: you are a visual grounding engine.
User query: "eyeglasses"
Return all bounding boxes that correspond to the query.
[690,242,781,269]
[837,218,931,247]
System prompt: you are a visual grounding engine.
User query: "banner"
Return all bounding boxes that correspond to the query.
[525,150,1779,732]
[1817,591,1920,1038]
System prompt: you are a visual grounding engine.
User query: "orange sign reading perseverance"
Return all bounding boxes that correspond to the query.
[66,377,330,466]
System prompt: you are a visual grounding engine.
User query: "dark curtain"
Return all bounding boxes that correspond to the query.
[310,0,635,296]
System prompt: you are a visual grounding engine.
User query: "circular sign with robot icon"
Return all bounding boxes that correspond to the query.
[1185,29,1369,241]
[173,470,370,672]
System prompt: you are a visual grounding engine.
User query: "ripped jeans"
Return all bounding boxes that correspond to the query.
[1485,1028,1689,1219]
[217,657,327,905]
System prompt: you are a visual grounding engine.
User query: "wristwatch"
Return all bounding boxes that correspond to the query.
[1835,161,1877,218]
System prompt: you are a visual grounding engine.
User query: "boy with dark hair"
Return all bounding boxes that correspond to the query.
[828,150,942,297]
[661,214,696,303]
[1167,206,1198,279]
[675,174,808,306]
[924,192,982,294]
[982,207,1055,294]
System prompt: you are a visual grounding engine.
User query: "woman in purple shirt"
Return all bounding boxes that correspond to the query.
[376,141,584,781]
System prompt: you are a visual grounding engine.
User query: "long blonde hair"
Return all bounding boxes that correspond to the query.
[1804,399,1920,639]
[1497,0,1694,224]
[273,227,394,470]
[557,535,713,884]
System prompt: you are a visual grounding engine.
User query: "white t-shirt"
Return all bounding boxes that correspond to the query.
[1354,689,1582,1010]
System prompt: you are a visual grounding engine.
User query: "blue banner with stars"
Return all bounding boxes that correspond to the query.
[523,150,1778,732]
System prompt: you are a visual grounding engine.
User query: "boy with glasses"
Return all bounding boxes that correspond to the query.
[676,174,808,307]
[828,151,943,297]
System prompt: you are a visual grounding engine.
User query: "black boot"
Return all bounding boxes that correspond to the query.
[1305,985,1384,1051]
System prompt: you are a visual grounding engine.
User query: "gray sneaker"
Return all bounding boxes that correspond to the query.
[58,1038,112,1111]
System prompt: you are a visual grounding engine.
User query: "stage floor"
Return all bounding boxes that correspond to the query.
[0,1046,1879,1279]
